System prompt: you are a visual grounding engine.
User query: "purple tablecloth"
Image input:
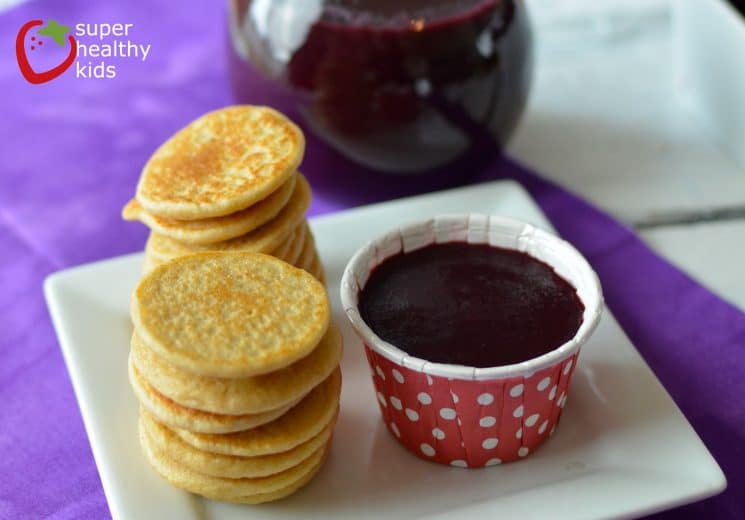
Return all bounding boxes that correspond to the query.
[1,1,743,518]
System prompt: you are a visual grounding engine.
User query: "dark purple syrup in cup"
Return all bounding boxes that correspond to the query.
[228,0,532,173]
[358,243,584,367]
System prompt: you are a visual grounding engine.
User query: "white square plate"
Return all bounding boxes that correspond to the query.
[45,180,725,520]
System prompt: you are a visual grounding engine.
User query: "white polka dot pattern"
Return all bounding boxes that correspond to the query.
[479,416,496,428]
[417,392,432,405]
[439,408,456,420]
[363,345,580,467]
[420,443,435,457]
[477,393,494,405]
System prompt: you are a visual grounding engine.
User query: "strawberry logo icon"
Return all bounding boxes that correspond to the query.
[16,19,77,84]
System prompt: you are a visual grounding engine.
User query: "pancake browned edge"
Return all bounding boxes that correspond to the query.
[144,174,312,262]
[123,174,298,245]
[128,359,301,434]
[172,369,341,457]
[140,414,330,503]
[128,321,341,415]
[140,406,337,479]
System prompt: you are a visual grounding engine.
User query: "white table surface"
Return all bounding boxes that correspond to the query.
[507,0,745,311]
[4,0,743,310]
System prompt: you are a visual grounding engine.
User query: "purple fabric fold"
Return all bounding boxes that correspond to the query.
[0,1,742,519]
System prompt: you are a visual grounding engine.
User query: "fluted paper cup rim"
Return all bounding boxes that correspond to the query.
[340,214,604,381]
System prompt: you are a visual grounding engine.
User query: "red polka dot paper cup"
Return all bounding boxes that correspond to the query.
[340,214,603,468]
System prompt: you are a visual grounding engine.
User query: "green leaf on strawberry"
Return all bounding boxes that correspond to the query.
[37,19,71,47]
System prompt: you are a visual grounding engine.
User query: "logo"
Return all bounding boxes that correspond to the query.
[16,19,77,84]
[16,20,152,84]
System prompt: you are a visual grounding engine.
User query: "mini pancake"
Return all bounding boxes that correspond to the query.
[284,222,309,266]
[136,106,304,220]
[294,228,316,270]
[140,407,336,478]
[269,223,306,264]
[123,174,296,245]
[146,174,311,263]
[128,360,300,434]
[295,233,324,282]
[131,251,330,378]
[141,220,305,274]
[173,369,341,457]
[129,324,342,415]
[272,222,307,263]
[225,457,325,504]
[140,417,328,502]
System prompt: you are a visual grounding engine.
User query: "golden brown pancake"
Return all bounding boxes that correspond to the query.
[136,106,304,220]
[128,360,300,434]
[145,174,311,263]
[281,222,309,265]
[140,407,336,479]
[140,414,329,503]
[123,174,296,244]
[173,369,341,457]
[129,324,342,415]
[130,251,330,378]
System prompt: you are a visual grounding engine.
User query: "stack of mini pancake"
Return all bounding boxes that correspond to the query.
[128,252,343,504]
[122,105,324,283]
